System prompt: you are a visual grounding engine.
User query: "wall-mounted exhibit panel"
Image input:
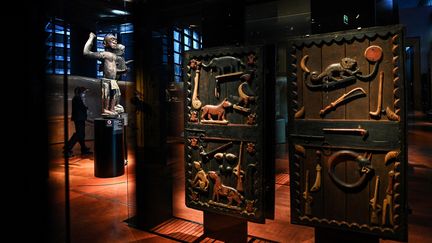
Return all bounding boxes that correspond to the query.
[183,46,275,223]
[286,25,408,241]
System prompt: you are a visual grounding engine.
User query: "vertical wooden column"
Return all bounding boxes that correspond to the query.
[204,211,248,243]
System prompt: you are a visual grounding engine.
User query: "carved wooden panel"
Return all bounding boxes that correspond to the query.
[286,25,407,241]
[184,46,275,223]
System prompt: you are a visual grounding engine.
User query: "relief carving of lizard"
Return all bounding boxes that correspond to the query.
[309,57,360,83]
[299,45,383,90]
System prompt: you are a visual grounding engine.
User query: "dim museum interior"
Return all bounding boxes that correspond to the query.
[27,0,432,242]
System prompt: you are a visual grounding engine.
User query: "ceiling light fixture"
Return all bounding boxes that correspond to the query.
[111,9,130,15]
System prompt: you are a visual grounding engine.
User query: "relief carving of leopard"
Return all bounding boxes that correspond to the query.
[311,57,359,83]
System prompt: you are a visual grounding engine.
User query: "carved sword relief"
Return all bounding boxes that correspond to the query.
[200,142,233,160]
[233,141,245,192]
[303,170,313,215]
[382,170,395,226]
[322,126,368,139]
[319,87,366,117]
[369,175,382,224]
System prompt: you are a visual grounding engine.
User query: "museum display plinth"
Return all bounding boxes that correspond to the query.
[203,211,247,243]
[94,117,125,178]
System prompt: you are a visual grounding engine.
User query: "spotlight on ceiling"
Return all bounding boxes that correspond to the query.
[111,9,130,15]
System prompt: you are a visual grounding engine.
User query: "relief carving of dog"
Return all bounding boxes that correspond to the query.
[201,98,232,121]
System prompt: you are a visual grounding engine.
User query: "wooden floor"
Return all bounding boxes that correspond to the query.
[48,114,432,242]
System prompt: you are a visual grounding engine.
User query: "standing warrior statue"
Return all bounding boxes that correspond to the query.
[83,32,126,116]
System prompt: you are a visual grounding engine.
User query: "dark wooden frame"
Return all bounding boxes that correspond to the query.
[286,25,408,241]
[183,45,275,223]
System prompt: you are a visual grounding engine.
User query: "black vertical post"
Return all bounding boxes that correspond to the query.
[16,1,50,242]
[62,15,71,243]
[132,1,172,229]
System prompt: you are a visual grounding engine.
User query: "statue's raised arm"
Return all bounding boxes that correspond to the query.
[83,32,103,59]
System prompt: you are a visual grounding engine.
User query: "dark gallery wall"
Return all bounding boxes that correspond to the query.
[202,0,245,47]
[245,0,311,44]
[399,6,432,79]
[398,2,431,112]
[311,0,399,34]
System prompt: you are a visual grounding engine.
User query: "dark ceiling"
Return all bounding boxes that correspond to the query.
[45,0,134,28]
[44,0,279,29]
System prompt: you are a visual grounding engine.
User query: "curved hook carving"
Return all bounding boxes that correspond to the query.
[295,106,305,119]
[386,107,400,121]
[300,55,311,73]
[385,150,399,165]
[369,71,385,119]
[294,144,306,158]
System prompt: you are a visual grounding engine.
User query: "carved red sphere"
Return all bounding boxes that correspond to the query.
[364,45,383,62]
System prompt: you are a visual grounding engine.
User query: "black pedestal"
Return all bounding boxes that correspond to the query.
[94,117,125,178]
[203,211,248,243]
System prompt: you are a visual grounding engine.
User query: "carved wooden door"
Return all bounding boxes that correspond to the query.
[286,25,407,240]
[183,46,275,223]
